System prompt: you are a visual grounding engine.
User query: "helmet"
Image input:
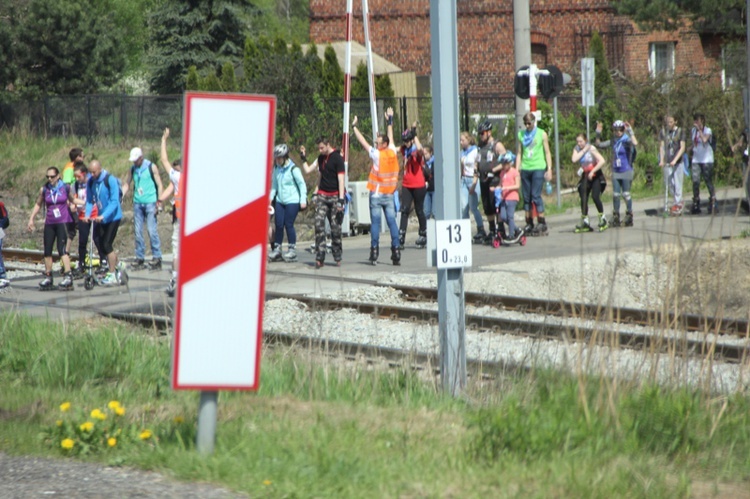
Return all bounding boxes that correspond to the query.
[477,120,493,133]
[401,129,415,142]
[273,144,289,158]
[500,151,516,164]
[612,120,625,129]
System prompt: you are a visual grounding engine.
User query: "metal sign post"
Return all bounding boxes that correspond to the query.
[581,58,595,140]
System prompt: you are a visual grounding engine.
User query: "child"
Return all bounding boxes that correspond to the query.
[493,152,521,242]
[422,146,435,220]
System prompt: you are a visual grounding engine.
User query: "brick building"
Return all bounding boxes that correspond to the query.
[309,0,730,98]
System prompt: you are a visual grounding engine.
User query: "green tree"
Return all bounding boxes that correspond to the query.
[220,62,238,92]
[0,13,15,92]
[147,0,251,94]
[375,74,394,99]
[589,31,617,127]
[201,72,222,92]
[321,45,344,98]
[351,61,370,98]
[243,37,262,88]
[13,0,127,95]
[185,66,200,90]
[615,0,746,36]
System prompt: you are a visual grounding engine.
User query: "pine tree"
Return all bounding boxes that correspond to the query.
[321,45,344,98]
[186,66,200,90]
[351,61,370,98]
[588,31,617,126]
[201,72,222,92]
[243,37,261,89]
[220,63,238,92]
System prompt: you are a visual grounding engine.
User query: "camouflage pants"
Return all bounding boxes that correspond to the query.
[313,194,343,262]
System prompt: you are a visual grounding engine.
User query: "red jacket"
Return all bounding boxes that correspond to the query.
[400,145,425,189]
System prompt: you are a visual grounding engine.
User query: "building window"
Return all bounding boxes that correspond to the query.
[532,43,547,68]
[649,42,675,77]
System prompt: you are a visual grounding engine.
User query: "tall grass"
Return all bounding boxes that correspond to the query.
[1,312,749,497]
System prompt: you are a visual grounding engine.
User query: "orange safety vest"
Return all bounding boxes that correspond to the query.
[366,148,399,194]
[174,174,184,221]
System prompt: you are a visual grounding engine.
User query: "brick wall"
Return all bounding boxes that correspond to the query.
[309,0,726,96]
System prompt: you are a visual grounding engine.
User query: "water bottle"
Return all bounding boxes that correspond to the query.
[544,181,553,195]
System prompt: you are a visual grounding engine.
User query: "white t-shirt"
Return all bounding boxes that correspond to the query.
[461,147,479,177]
[691,126,714,164]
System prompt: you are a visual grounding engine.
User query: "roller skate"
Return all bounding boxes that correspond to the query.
[472,227,487,244]
[574,217,593,233]
[391,246,401,266]
[611,212,621,228]
[166,276,176,297]
[398,230,406,250]
[268,244,282,262]
[707,197,718,215]
[532,223,548,236]
[281,245,298,262]
[624,211,633,227]
[100,272,119,286]
[58,272,74,291]
[0,277,9,291]
[148,258,162,271]
[690,200,701,215]
[598,214,609,232]
[116,262,129,286]
[71,265,86,280]
[522,223,534,235]
[131,259,147,270]
[369,245,379,266]
[39,272,54,291]
[415,230,427,249]
[504,227,527,246]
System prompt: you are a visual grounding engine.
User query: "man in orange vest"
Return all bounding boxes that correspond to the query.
[351,113,401,266]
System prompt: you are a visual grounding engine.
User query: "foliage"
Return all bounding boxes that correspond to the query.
[615,0,747,37]
[147,0,250,94]
[588,31,617,129]
[11,0,128,96]
[185,66,199,91]
[220,63,238,92]
[321,45,344,98]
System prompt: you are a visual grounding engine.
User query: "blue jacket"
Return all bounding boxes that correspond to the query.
[270,160,307,205]
[85,170,123,223]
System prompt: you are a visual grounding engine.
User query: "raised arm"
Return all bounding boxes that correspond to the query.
[351,116,372,151]
[160,128,174,175]
[385,107,395,147]
[299,145,319,175]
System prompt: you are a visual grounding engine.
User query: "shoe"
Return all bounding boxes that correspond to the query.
[575,218,592,233]
[148,258,162,270]
[369,245,379,265]
[670,204,683,216]
[522,223,534,234]
[281,245,297,262]
[131,259,146,270]
[391,246,401,266]
[314,260,324,269]
[268,244,282,262]
[532,223,548,236]
[100,272,119,286]
[166,277,176,297]
[0,278,10,289]
[598,215,609,232]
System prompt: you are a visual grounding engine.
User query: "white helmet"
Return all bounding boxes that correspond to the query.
[274,144,289,158]
[612,120,625,129]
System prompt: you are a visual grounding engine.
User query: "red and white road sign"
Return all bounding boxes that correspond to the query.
[172,92,276,391]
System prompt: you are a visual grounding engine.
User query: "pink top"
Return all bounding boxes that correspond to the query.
[500,168,520,202]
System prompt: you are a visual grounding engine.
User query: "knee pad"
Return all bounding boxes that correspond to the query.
[612,192,621,199]
[623,192,632,202]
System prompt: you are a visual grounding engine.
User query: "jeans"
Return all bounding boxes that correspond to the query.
[612,177,633,213]
[369,192,400,249]
[274,201,300,246]
[0,238,5,278]
[423,191,435,219]
[460,177,484,230]
[499,200,518,236]
[521,169,545,213]
[133,202,162,260]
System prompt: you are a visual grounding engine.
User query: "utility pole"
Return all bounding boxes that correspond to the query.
[513,0,532,134]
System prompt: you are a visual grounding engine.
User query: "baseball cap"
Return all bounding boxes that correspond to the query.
[128,147,143,162]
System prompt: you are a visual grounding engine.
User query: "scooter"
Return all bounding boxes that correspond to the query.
[83,221,129,290]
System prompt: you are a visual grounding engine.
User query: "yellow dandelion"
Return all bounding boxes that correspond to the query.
[59,402,71,412]
[173,416,184,424]
[90,409,107,421]
[114,406,125,417]
[56,420,63,427]
[61,438,75,450]
[107,400,121,410]
[107,437,117,447]
[263,480,272,486]
[79,421,94,432]
[139,430,153,440]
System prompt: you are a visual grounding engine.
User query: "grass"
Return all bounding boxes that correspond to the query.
[1,313,749,497]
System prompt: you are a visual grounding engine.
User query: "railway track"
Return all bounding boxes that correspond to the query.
[266,269,750,337]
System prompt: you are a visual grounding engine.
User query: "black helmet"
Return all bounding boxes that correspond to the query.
[477,120,492,133]
[401,129,415,142]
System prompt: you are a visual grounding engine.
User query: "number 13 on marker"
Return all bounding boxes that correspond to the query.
[435,219,472,269]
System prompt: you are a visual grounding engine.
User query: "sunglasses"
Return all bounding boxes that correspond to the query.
[46,174,57,179]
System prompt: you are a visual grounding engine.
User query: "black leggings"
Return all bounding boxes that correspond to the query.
[77,220,105,266]
[43,223,68,257]
[96,220,120,256]
[399,186,427,233]
[578,176,604,216]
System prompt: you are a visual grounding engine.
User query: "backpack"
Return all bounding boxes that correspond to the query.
[130,161,158,194]
[0,201,9,230]
[89,172,123,204]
